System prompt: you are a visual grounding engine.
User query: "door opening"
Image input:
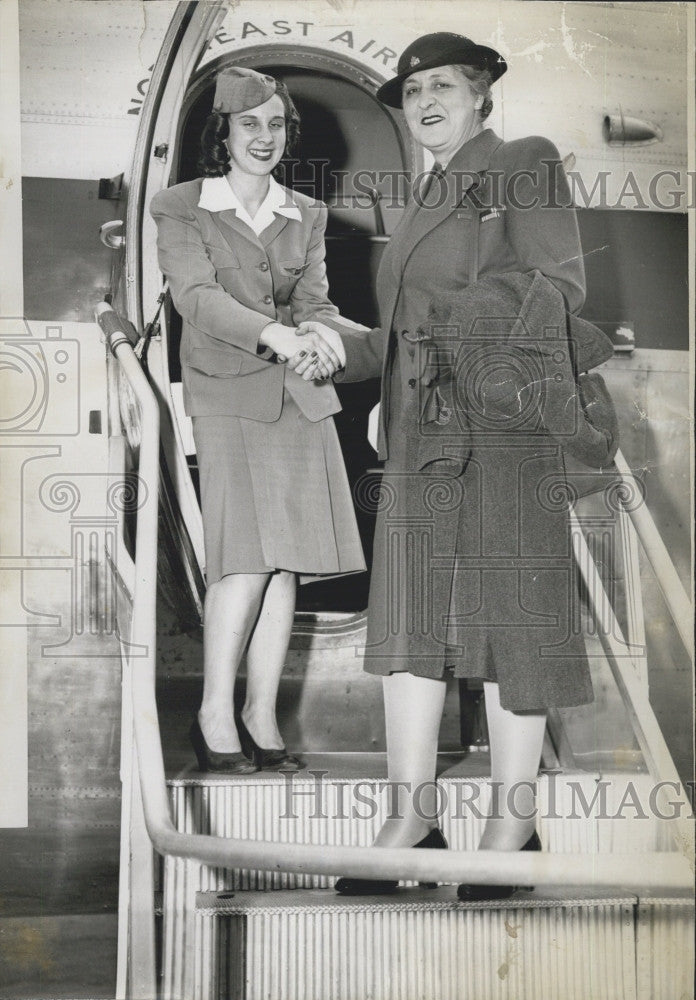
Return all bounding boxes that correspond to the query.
[164,49,413,612]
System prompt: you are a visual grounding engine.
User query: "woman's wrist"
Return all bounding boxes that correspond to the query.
[258,322,299,363]
[259,322,293,348]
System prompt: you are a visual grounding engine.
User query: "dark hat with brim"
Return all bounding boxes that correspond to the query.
[377,32,507,109]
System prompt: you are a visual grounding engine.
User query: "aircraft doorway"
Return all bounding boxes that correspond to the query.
[165,49,415,614]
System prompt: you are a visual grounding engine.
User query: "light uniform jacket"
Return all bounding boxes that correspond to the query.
[150,176,359,422]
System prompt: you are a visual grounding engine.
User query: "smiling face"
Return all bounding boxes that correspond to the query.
[226,93,287,178]
[401,65,482,165]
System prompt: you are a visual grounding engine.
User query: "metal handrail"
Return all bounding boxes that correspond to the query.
[612,449,693,658]
[570,502,694,858]
[100,302,693,902]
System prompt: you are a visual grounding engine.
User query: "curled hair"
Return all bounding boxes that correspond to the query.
[198,78,301,177]
[454,64,494,121]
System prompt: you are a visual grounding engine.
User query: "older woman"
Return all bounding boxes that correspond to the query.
[297,32,617,897]
[151,67,364,774]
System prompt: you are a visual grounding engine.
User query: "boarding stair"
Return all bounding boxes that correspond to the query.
[155,624,693,1000]
[99,305,694,1000]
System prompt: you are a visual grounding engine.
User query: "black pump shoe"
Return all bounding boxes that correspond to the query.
[456,829,542,902]
[189,718,259,774]
[236,715,304,772]
[335,827,448,896]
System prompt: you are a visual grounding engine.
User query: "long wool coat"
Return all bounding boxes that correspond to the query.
[340,128,618,711]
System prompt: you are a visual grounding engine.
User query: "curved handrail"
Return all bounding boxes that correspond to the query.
[99,303,693,894]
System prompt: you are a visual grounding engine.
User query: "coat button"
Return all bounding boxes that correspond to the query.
[259,261,269,271]
[408,378,417,388]
[263,294,272,305]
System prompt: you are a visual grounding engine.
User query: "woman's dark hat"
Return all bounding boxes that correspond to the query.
[377,32,507,108]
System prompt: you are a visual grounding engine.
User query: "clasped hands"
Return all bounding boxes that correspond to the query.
[259,321,346,381]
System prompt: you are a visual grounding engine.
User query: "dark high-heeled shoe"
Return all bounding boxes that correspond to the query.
[189,718,259,774]
[456,829,542,902]
[334,827,448,896]
[236,715,304,772]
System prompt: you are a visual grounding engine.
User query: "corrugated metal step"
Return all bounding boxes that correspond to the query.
[167,763,673,893]
[182,887,694,1000]
[161,762,684,1000]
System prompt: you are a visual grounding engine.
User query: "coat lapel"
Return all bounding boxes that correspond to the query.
[259,214,290,248]
[390,195,421,278]
[377,130,505,389]
[396,129,504,276]
[394,171,463,272]
[210,209,261,254]
[207,206,293,253]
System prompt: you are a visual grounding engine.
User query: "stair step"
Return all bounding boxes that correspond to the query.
[197,884,636,911]
[163,765,675,914]
[168,765,672,880]
[161,764,683,999]
[157,671,470,767]
[179,887,694,1000]
[156,612,646,772]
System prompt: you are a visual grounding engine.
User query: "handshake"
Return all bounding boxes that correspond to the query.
[259,321,346,381]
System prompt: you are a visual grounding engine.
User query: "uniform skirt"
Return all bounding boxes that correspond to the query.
[192,392,365,585]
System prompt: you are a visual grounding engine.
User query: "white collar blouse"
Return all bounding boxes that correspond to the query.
[197,175,302,236]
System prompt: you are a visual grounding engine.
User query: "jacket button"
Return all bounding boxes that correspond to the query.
[408,378,417,388]
[263,294,272,305]
[259,261,269,271]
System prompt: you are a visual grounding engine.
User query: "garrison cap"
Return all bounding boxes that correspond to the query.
[213,66,277,114]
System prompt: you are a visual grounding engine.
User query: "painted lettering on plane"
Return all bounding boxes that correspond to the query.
[127,22,398,114]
